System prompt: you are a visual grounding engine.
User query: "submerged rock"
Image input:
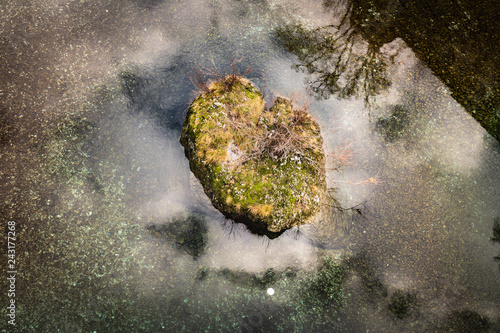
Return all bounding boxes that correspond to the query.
[180,76,326,233]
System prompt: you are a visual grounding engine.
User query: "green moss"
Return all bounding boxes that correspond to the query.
[180,76,326,233]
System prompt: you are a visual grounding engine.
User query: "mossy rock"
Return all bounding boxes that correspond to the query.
[180,76,326,233]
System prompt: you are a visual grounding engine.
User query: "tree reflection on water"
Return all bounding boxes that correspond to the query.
[276,0,400,104]
[276,0,500,141]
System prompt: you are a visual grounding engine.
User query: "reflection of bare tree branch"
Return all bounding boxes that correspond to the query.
[276,0,401,104]
[277,24,393,104]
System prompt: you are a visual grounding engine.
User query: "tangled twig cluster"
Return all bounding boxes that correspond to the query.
[233,104,325,177]
[188,56,252,94]
[258,112,319,162]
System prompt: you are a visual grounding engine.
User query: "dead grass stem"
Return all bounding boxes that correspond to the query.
[188,56,252,94]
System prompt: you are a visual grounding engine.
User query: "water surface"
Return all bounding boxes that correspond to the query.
[1,0,499,332]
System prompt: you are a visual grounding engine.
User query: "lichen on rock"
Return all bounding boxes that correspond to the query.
[180,76,326,233]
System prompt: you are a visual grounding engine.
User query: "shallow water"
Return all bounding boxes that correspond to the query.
[1,0,499,332]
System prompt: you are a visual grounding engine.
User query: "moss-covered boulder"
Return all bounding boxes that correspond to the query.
[180,76,326,233]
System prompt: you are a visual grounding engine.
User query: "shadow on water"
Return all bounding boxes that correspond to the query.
[345,252,388,300]
[440,310,492,333]
[492,217,500,269]
[275,0,500,141]
[194,255,351,332]
[146,213,208,259]
[374,104,412,142]
[130,0,165,9]
[387,290,418,319]
[119,55,195,132]
[222,214,286,239]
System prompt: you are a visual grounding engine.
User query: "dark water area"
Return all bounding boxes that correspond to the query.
[360,0,500,141]
[0,1,499,332]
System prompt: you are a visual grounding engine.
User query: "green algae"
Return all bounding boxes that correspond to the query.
[180,77,326,233]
